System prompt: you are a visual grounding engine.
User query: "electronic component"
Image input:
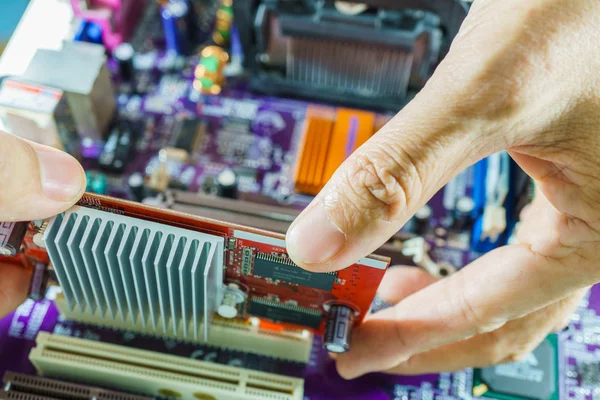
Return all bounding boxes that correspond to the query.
[253,252,336,291]
[43,205,225,341]
[249,297,322,329]
[27,263,49,302]
[85,172,108,195]
[98,120,141,172]
[74,20,104,45]
[30,332,305,400]
[453,196,475,230]
[161,1,193,55]
[472,335,558,400]
[323,305,354,354]
[114,42,135,81]
[38,193,387,356]
[127,172,147,202]
[0,79,78,150]
[21,41,116,140]
[55,289,313,362]
[169,117,206,153]
[1,371,153,400]
[405,205,433,235]
[577,361,600,387]
[234,0,468,110]
[242,247,253,275]
[294,107,378,195]
[147,150,170,192]
[213,0,234,45]
[216,168,239,199]
[70,0,145,51]
[0,222,28,257]
[193,46,229,94]
[165,190,299,233]
[402,237,455,278]
[217,283,246,319]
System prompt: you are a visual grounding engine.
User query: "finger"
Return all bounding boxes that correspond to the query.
[386,289,586,375]
[285,91,497,272]
[0,131,86,221]
[0,263,31,318]
[284,27,518,272]
[377,266,437,305]
[335,233,598,379]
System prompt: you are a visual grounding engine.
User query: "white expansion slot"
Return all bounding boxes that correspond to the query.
[30,332,305,400]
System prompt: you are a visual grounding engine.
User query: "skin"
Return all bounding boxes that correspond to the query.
[286,0,600,379]
[0,130,86,317]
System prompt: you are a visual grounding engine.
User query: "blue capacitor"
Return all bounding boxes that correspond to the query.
[74,21,103,45]
[161,1,192,55]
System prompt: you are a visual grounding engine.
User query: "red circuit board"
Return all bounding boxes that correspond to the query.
[1,193,390,334]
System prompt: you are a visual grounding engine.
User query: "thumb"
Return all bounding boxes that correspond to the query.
[286,99,491,271]
[285,50,514,272]
[0,131,86,221]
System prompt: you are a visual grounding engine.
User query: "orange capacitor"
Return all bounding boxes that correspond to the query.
[322,108,376,184]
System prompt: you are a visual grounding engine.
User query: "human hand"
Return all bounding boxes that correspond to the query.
[0,130,86,317]
[286,0,600,378]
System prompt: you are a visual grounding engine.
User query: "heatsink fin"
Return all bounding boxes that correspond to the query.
[43,206,224,341]
[29,332,305,400]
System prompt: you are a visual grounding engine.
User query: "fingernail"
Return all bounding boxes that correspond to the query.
[286,202,345,265]
[35,148,85,202]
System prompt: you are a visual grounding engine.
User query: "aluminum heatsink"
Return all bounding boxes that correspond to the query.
[43,206,224,341]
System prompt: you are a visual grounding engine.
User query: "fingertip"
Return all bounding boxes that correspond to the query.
[33,144,87,204]
[286,202,346,271]
[0,135,86,221]
[335,357,360,380]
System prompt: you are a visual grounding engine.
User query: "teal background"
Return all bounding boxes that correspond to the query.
[0,0,30,43]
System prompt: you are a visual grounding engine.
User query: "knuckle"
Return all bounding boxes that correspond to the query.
[479,331,507,366]
[456,291,504,335]
[336,143,423,223]
[504,351,529,364]
[448,275,507,336]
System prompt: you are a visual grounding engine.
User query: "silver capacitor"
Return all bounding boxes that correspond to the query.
[28,263,49,301]
[323,305,354,354]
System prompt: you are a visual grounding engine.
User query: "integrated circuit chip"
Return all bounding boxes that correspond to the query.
[253,253,336,291]
[170,118,206,153]
[248,297,322,329]
[473,335,558,400]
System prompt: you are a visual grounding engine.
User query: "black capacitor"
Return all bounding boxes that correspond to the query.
[323,305,355,354]
[405,205,432,235]
[113,42,135,81]
[99,120,140,173]
[28,263,49,301]
[127,173,147,202]
[216,168,238,199]
[452,196,475,230]
[0,221,28,257]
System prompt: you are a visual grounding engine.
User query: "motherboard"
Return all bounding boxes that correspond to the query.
[0,0,598,399]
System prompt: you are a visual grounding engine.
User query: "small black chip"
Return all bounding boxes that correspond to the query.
[473,335,558,400]
[170,118,205,153]
[253,253,336,291]
[248,297,322,329]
